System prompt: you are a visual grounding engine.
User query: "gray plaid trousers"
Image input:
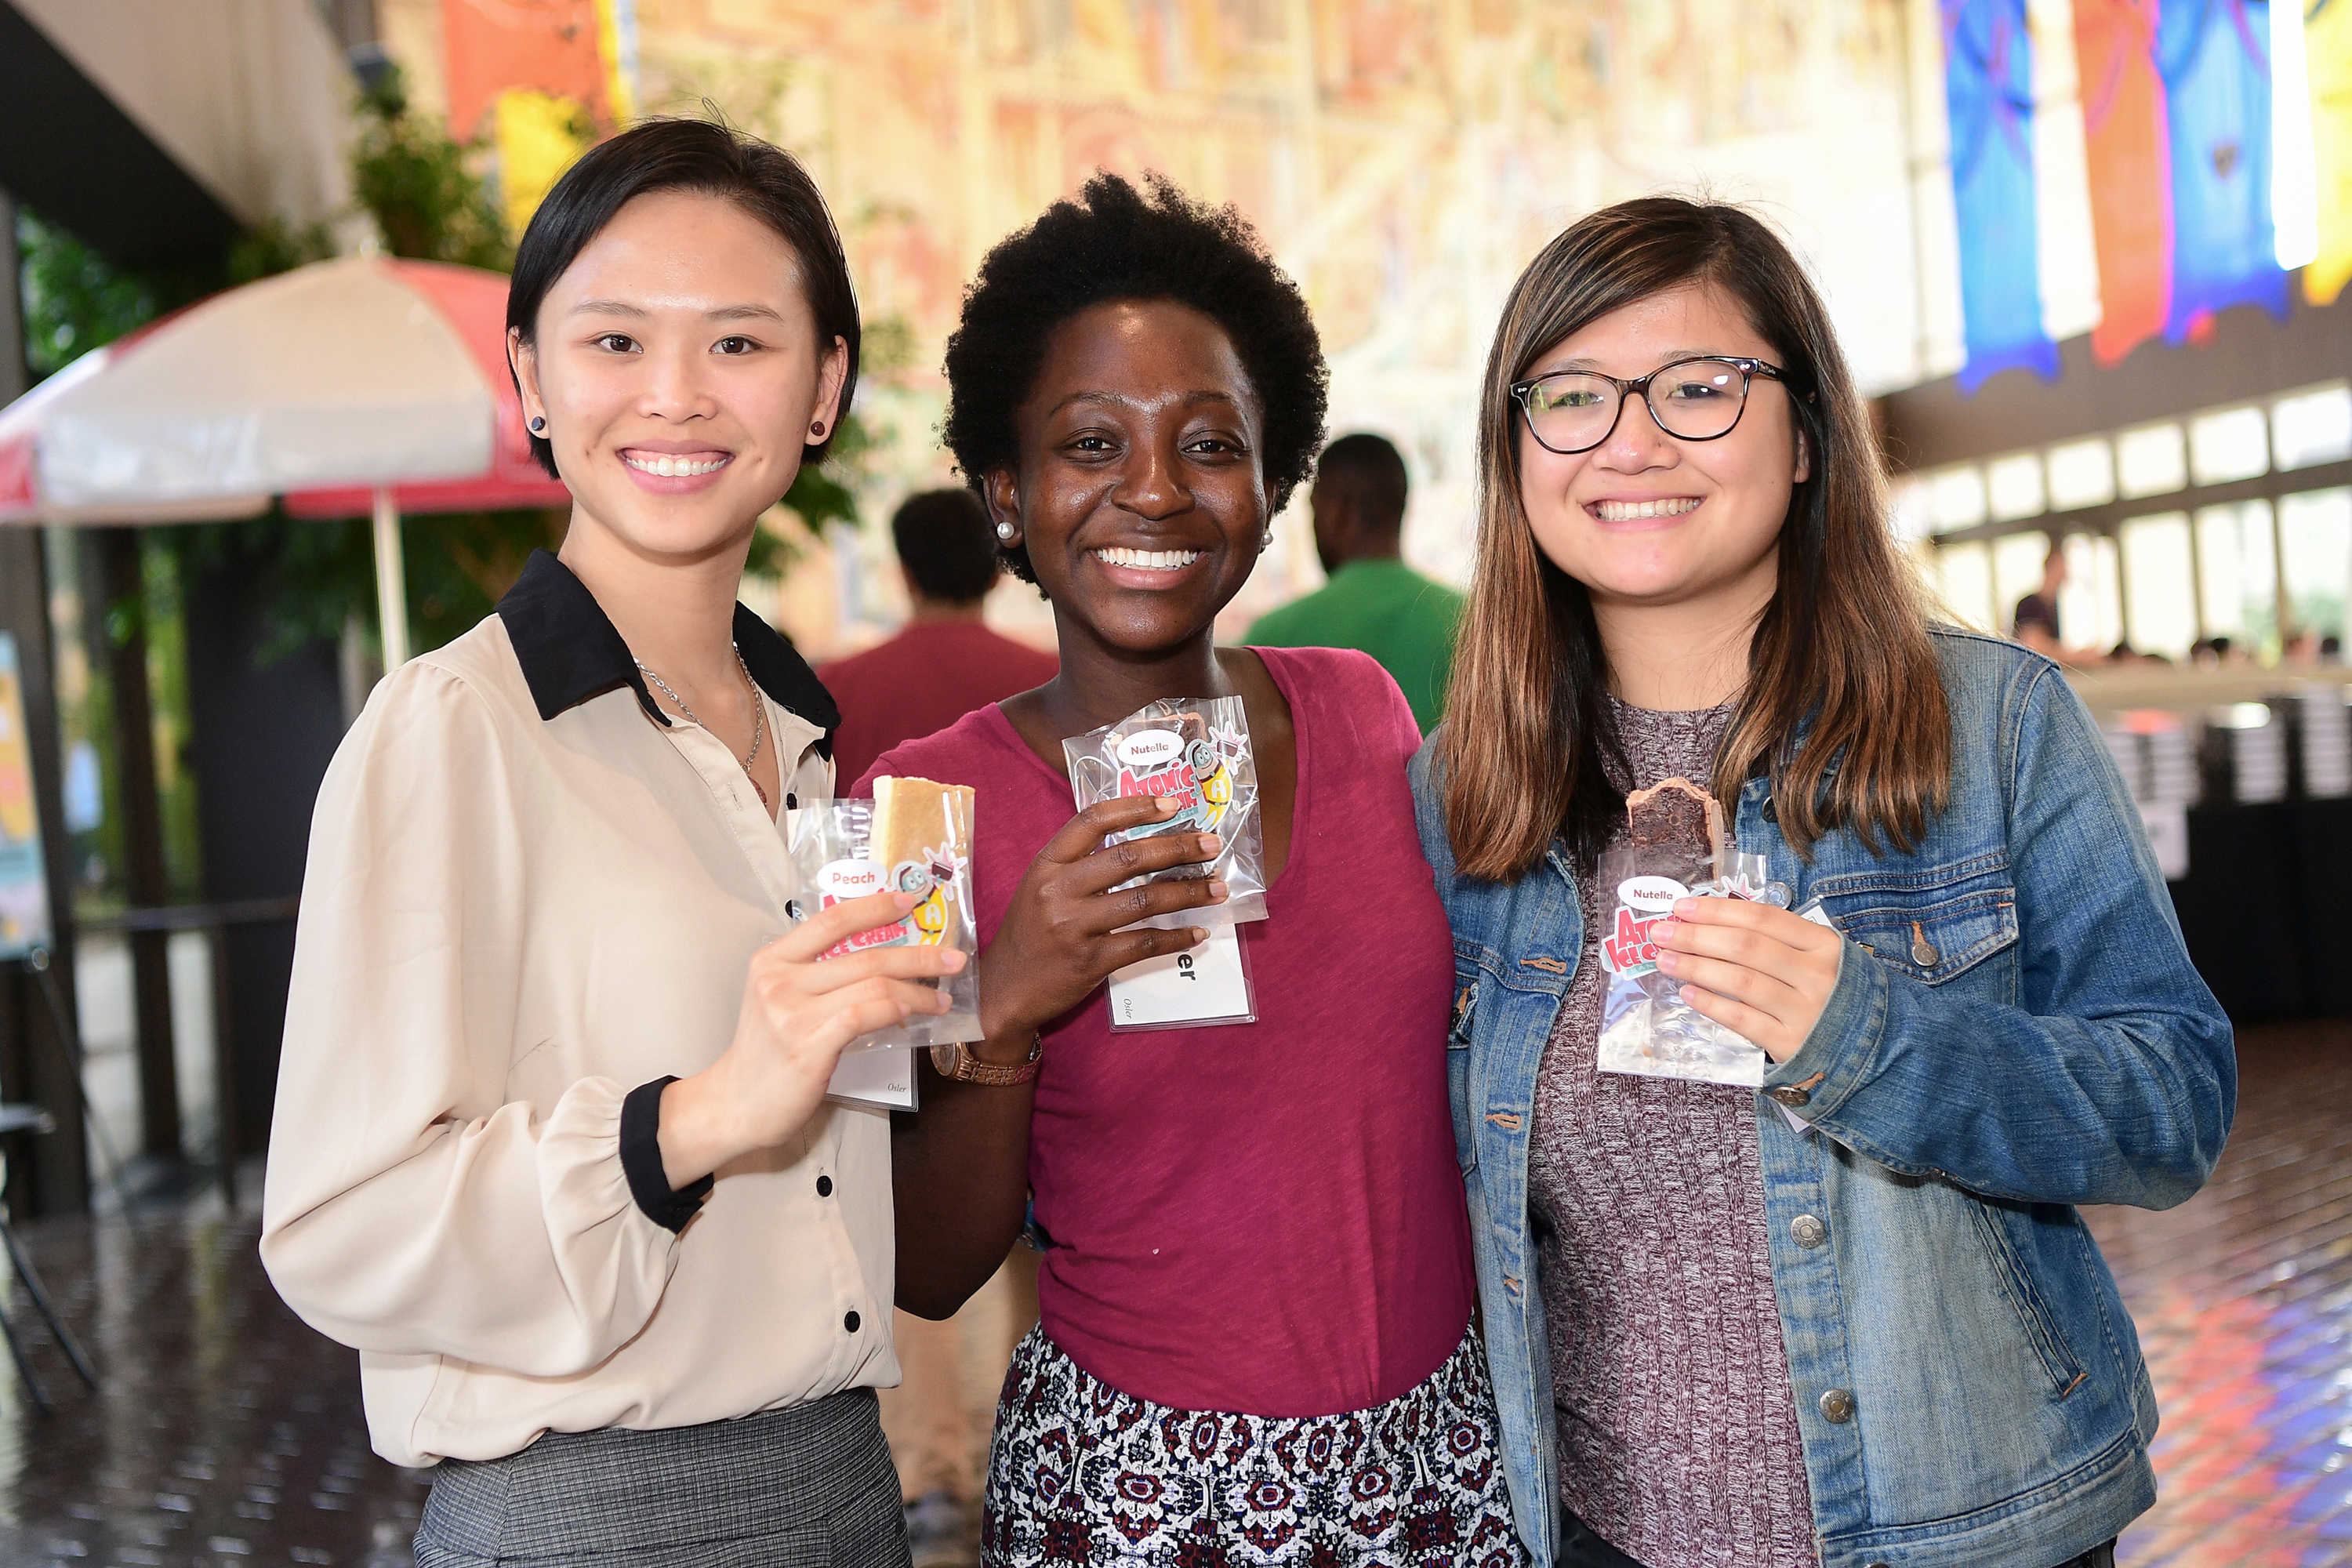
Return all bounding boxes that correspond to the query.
[414,1388,912,1567]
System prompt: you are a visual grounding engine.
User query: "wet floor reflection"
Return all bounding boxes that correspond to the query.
[0,1023,2337,1566]
[2091,1020,2352,1567]
[0,1189,425,1566]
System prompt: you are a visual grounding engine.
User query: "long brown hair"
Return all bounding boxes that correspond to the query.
[1440,198,1951,880]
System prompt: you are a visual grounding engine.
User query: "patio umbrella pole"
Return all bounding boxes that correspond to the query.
[371,486,411,670]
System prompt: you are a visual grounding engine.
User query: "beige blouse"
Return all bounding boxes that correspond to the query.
[261,552,892,1468]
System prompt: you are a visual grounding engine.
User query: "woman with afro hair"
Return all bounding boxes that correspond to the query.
[870,171,1518,1566]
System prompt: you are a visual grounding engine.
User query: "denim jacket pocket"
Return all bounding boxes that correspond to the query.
[1828,885,2019,987]
[1965,1199,2090,1399]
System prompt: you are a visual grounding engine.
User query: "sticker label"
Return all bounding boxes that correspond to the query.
[816,857,913,955]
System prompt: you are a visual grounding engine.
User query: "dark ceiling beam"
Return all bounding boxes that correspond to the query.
[1879,288,2352,474]
[0,0,242,267]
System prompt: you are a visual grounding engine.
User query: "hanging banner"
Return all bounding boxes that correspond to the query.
[443,0,641,236]
[2159,0,2291,339]
[2077,0,2176,363]
[2309,0,2352,303]
[1947,0,2061,390]
[0,634,54,962]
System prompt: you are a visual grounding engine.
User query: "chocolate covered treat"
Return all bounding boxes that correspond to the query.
[1624,776,1725,882]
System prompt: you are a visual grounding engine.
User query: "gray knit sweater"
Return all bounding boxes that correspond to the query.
[1528,696,1817,1567]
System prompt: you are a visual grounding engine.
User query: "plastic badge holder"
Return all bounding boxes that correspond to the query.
[1062,695,1268,931]
[1105,920,1258,1033]
[1595,846,1789,1087]
[788,793,983,1053]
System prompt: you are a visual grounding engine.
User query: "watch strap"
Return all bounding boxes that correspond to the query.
[931,1034,1043,1086]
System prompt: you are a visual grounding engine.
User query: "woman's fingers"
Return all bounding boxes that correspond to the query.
[1063,830,1223,898]
[1103,925,1212,971]
[1038,793,1188,865]
[1654,946,1804,1017]
[771,887,920,962]
[1676,983,1801,1060]
[1660,896,1840,954]
[787,939,967,995]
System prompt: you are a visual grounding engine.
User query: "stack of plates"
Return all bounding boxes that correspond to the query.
[2223,708,2290,804]
[2146,724,2201,806]
[2298,684,2352,800]
[2101,727,2151,799]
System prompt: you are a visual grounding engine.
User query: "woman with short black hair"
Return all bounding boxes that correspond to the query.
[880,172,1518,1568]
[263,118,956,1567]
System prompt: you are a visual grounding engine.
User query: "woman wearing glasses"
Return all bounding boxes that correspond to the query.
[1410,198,2234,1568]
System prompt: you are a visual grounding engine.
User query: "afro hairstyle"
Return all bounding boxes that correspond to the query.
[942,171,1328,586]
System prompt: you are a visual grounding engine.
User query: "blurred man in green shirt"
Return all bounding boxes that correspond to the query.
[1246,433,1464,732]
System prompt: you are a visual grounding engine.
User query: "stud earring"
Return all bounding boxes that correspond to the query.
[995,521,1016,542]
[1261,526,1276,549]
[809,419,827,438]
[528,416,546,434]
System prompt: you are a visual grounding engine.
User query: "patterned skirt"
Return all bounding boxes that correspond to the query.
[981,1326,1521,1567]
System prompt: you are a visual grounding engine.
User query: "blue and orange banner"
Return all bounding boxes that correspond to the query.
[2076,0,2174,365]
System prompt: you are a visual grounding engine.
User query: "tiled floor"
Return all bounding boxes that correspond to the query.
[0,1024,2339,1567]
[2092,1021,2352,1568]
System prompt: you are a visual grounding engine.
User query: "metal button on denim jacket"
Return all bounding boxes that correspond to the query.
[1409,629,2236,1568]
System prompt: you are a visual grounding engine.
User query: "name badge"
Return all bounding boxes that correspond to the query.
[1106,922,1256,1031]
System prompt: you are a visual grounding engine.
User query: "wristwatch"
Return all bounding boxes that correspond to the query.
[930,1033,1044,1086]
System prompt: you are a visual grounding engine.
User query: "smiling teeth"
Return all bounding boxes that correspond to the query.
[1095,546,1203,570]
[1595,497,1701,521]
[625,454,729,477]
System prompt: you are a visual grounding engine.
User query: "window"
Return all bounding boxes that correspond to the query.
[2121,514,2198,657]
[2194,500,2279,653]
[2058,532,2125,652]
[1991,531,2051,633]
[2118,423,2188,499]
[1987,452,2047,521]
[2187,405,2270,486]
[1929,540,1995,631]
[2272,383,2352,472]
[1926,464,1988,533]
[2046,437,2117,510]
[2278,487,2350,639]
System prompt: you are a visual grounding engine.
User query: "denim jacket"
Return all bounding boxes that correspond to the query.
[1409,630,2234,1568]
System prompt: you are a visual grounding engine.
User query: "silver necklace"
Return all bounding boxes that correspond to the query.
[635,646,769,804]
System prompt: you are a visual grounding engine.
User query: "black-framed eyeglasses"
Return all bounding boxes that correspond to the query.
[1508,356,1791,456]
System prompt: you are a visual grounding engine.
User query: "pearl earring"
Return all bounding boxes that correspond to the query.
[995,522,1016,541]
[1261,526,1276,549]
[528,416,546,434]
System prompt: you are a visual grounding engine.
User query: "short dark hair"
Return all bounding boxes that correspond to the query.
[891,488,1000,604]
[506,118,861,480]
[942,171,1327,585]
[1315,433,1409,535]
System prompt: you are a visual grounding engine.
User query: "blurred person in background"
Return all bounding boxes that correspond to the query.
[821,489,1058,786]
[1245,432,1465,731]
[263,120,962,1568]
[1415,197,2234,1568]
[2012,539,2067,657]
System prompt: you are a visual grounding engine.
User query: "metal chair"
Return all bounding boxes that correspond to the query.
[0,1104,99,1413]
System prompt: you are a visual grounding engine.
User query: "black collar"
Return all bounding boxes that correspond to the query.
[495,550,839,752]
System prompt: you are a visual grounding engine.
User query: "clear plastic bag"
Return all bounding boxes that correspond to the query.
[1062,695,1268,931]
[787,783,982,1051]
[1595,842,1789,1088]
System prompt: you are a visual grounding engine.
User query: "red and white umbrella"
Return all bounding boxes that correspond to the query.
[0,255,568,666]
